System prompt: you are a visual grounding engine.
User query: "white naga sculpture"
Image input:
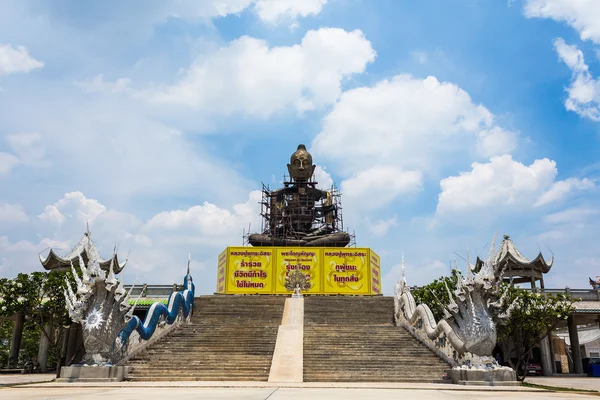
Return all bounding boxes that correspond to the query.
[61,229,195,367]
[394,235,517,369]
[64,246,138,366]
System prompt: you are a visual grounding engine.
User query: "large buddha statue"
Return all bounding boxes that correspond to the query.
[248,144,351,247]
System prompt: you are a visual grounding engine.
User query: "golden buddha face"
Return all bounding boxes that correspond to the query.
[287,144,315,182]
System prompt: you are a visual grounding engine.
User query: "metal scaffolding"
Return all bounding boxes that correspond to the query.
[242,174,355,247]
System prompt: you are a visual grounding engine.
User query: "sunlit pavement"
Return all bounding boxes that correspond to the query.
[526,376,600,392]
[0,385,598,400]
[1,375,600,400]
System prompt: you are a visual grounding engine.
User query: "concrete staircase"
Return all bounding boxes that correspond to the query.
[125,295,285,381]
[303,296,450,382]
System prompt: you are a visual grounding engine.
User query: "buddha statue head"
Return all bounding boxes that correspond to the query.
[287,144,315,182]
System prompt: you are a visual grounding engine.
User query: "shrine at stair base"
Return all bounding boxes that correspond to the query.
[216,247,381,295]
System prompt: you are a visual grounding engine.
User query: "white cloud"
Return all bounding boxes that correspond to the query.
[437,155,557,214]
[143,190,262,247]
[76,74,132,94]
[437,155,595,215]
[311,75,514,176]
[0,236,70,276]
[254,0,327,23]
[524,0,600,44]
[544,207,600,224]
[0,152,19,175]
[411,51,428,64]
[160,0,328,23]
[0,203,29,226]
[341,166,423,209]
[147,28,376,117]
[553,38,600,121]
[5,133,50,168]
[368,216,398,237]
[37,205,65,225]
[314,165,333,189]
[38,192,106,224]
[2,190,262,291]
[0,43,43,75]
[0,133,49,175]
[1,89,251,201]
[476,127,518,158]
[535,177,595,206]
[124,233,153,247]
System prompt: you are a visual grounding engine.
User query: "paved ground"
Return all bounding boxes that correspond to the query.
[1,386,598,400]
[527,376,600,391]
[0,374,598,399]
[0,373,55,386]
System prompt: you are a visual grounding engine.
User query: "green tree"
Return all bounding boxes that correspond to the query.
[411,272,576,382]
[0,271,72,369]
[412,269,462,321]
[0,319,13,367]
[497,287,575,381]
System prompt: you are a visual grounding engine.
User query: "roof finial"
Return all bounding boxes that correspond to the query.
[187,253,191,276]
[503,234,510,240]
[85,220,91,237]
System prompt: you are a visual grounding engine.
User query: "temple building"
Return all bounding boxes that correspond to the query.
[475,234,553,289]
[39,226,127,274]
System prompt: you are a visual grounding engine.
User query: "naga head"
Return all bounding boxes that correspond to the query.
[64,240,134,366]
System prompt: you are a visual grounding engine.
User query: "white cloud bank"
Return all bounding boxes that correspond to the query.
[0,133,49,175]
[0,43,43,75]
[161,0,328,23]
[341,166,423,210]
[0,203,29,226]
[147,28,376,117]
[310,74,518,210]
[2,191,262,291]
[524,0,600,44]
[553,38,600,121]
[312,75,517,174]
[436,155,595,215]
[254,0,328,23]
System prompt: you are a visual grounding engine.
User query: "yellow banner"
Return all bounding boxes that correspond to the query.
[274,248,321,294]
[216,249,227,294]
[226,247,274,294]
[370,250,381,295]
[323,249,371,295]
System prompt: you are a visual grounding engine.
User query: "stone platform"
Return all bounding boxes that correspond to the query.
[56,366,131,382]
[448,367,519,386]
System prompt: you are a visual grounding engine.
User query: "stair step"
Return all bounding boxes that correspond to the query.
[125,295,451,382]
[125,295,285,381]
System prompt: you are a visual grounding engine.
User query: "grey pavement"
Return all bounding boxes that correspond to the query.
[0,373,56,386]
[1,374,599,400]
[1,386,599,400]
[526,376,600,391]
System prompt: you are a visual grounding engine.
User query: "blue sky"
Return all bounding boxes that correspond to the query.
[1,0,599,294]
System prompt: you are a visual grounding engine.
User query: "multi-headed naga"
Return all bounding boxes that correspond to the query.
[395,235,518,366]
[64,238,195,366]
[64,249,134,365]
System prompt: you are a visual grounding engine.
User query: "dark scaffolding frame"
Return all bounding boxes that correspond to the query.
[242,174,356,247]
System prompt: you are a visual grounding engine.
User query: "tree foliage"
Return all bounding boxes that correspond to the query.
[497,286,575,380]
[0,271,73,369]
[412,269,462,321]
[412,272,576,381]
